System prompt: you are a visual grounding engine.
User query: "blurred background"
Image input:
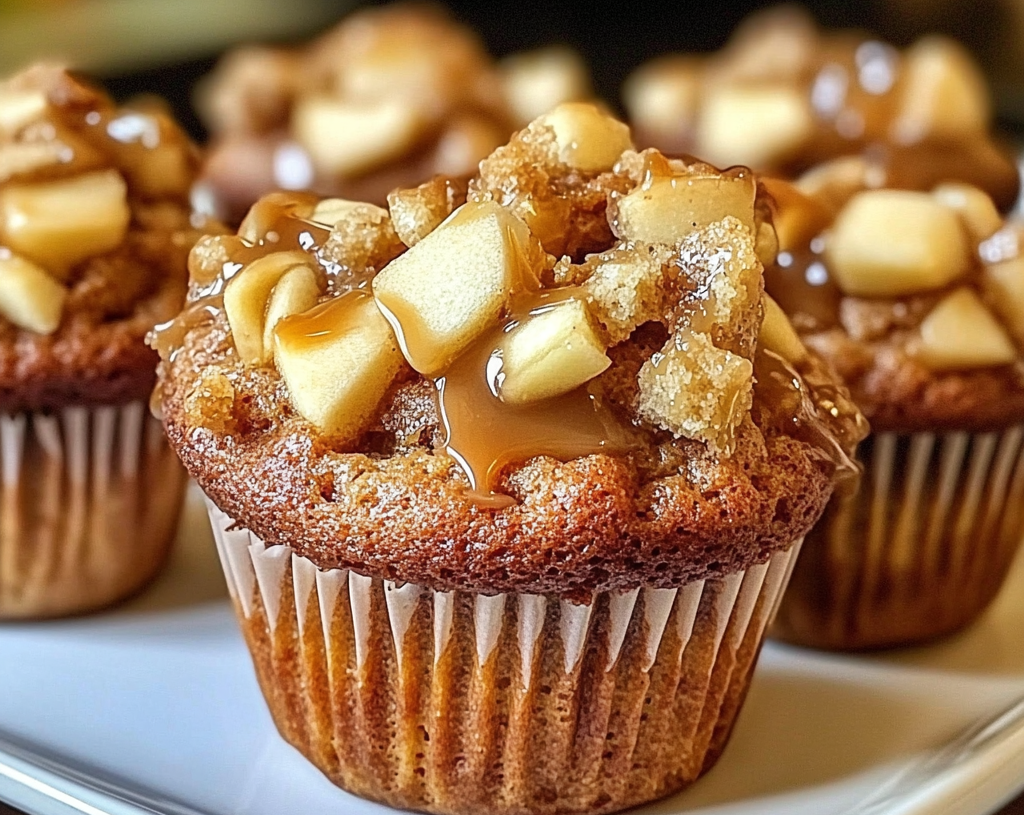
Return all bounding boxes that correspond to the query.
[2,0,1024,142]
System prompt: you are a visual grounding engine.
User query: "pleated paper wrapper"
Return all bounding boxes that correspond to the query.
[775,425,1024,650]
[207,499,803,815]
[0,402,186,619]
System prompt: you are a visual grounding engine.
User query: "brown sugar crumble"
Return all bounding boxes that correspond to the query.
[157,103,867,598]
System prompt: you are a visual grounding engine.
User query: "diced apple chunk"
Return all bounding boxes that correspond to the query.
[621,56,700,145]
[916,288,1017,370]
[499,299,610,404]
[263,265,321,359]
[292,96,424,177]
[0,90,48,135]
[695,85,813,169]
[500,46,592,127]
[894,38,990,142]
[274,292,405,442]
[982,257,1024,342]
[826,190,969,297]
[0,169,130,278]
[613,171,756,244]
[931,183,1001,243]
[372,201,542,375]
[0,253,66,334]
[223,251,312,365]
[535,102,633,173]
[759,294,807,363]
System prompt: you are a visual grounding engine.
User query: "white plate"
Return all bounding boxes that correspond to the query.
[0,483,1022,815]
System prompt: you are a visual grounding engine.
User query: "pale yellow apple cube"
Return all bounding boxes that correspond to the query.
[0,169,130,278]
[982,257,1024,343]
[0,253,66,334]
[759,293,807,364]
[826,190,969,297]
[499,298,610,404]
[917,288,1017,370]
[535,102,633,173]
[274,293,405,442]
[931,183,1001,243]
[372,201,542,375]
[263,265,321,360]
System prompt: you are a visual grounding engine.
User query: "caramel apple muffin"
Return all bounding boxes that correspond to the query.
[0,65,206,618]
[764,170,1024,650]
[154,103,864,815]
[194,2,593,226]
[622,6,1020,211]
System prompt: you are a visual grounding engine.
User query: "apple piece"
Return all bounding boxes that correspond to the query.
[498,298,610,404]
[931,183,1001,244]
[263,265,321,359]
[292,95,424,177]
[372,201,542,375]
[223,251,312,365]
[500,46,592,127]
[621,55,700,147]
[612,169,756,244]
[0,90,48,135]
[916,288,1017,370]
[759,293,808,364]
[0,253,66,334]
[0,169,130,278]
[825,190,969,297]
[0,142,63,182]
[982,257,1024,342]
[274,291,405,442]
[695,85,813,170]
[535,102,633,173]
[893,37,990,142]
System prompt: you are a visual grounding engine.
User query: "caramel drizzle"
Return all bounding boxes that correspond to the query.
[435,288,632,508]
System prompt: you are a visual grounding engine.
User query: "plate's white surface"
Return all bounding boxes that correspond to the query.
[0,483,1022,815]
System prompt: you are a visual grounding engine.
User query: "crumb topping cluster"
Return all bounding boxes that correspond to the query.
[159,103,865,505]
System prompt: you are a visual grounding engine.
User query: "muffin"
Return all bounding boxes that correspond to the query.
[622,6,1020,211]
[154,103,864,814]
[763,170,1024,650]
[0,65,205,618]
[193,2,593,225]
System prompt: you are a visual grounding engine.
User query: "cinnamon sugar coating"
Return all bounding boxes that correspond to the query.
[159,107,865,599]
[0,65,209,412]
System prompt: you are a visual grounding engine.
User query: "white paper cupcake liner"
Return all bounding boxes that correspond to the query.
[206,498,802,815]
[775,425,1024,650]
[0,402,186,619]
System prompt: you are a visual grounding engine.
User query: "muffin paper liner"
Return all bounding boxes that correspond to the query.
[206,498,803,815]
[774,425,1024,650]
[0,402,186,619]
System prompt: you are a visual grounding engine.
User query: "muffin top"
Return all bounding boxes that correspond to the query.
[156,103,866,599]
[764,167,1024,432]
[194,2,592,225]
[0,64,206,414]
[622,6,1020,211]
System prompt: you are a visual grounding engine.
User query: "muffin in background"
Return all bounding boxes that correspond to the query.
[194,2,594,225]
[764,168,1024,650]
[0,64,205,619]
[622,6,1020,211]
[154,101,865,814]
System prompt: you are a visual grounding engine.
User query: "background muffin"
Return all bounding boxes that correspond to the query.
[155,103,864,814]
[193,1,593,225]
[0,64,204,618]
[764,169,1024,650]
[622,6,1020,211]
